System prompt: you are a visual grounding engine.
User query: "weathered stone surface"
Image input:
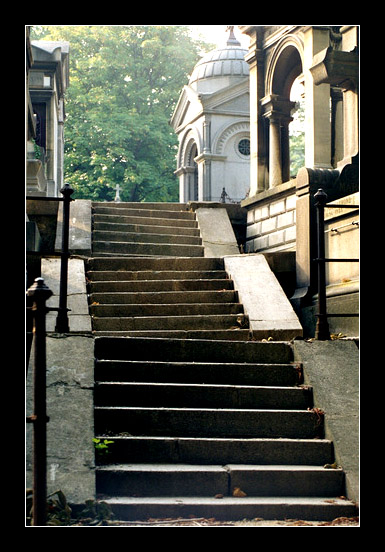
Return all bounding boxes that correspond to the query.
[195,207,240,257]
[26,335,95,504]
[224,254,303,339]
[293,339,359,502]
[41,257,92,332]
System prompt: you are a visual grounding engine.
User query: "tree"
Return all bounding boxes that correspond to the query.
[289,97,305,178]
[30,26,210,201]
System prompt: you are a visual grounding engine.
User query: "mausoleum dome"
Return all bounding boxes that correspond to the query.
[188,27,249,92]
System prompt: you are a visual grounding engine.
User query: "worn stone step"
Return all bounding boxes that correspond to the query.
[92,329,253,340]
[93,230,202,246]
[89,279,234,293]
[93,206,195,220]
[92,240,205,257]
[94,360,302,386]
[94,382,312,409]
[96,464,344,498]
[87,270,228,282]
[93,221,201,237]
[94,407,323,438]
[94,436,333,465]
[101,495,357,522]
[90,303,244,318]
[90,290,238,305]
[92,201,190,212]
[93,213,198,228]
[88,257,225,272]
[92,314,249,331]
[94,337,293,364]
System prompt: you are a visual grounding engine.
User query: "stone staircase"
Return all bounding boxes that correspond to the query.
[87,201,358,522]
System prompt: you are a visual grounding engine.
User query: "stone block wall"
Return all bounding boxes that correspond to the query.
[244,182,297,253]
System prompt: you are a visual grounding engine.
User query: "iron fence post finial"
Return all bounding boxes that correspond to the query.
[55,183,74,333]
[27,277,53,526]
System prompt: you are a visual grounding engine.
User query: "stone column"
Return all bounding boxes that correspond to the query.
[330,87,344,167]
[268,115,283,187]
[242,26,267,195]
[203,120,211,154]
[262,94,295,189]
[303,27,332,169]
[309,27,359,168]
[175,166,195,203]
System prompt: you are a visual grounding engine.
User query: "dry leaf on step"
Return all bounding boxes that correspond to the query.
[232,487,247,497]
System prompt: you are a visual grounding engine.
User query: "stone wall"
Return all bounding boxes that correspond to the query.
[243,181,296,254]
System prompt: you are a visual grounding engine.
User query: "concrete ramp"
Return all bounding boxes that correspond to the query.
[224,254,303,340]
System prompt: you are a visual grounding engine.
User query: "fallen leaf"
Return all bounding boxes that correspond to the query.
[214,494,224,499]
[323,462,339,469]
[232,487,247,497]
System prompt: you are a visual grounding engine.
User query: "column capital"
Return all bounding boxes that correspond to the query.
[261,94,296,123]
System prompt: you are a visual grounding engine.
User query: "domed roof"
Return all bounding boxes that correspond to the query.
[189,27,249,86]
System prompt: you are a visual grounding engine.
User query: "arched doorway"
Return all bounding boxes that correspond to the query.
[263,40,304,188]
[188,143,199,201]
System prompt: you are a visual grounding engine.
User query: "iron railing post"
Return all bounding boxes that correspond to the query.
[314,188,331,340]
[27,277,53,526]
[55,183,74,333]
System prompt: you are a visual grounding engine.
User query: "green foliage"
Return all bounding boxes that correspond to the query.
[30,26,209,202]
[93,437,114,457]
[289,98,305,177]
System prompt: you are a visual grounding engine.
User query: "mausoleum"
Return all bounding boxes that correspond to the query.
[171,27,250,203]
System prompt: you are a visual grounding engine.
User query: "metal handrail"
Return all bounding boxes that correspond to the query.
[313,188,359,340]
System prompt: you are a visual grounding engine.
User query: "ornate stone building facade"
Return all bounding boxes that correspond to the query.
[171,27,250,203]
[27,38,70,198]
[239,25,359,335]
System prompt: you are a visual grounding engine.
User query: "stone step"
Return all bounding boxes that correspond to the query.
[101,495,357,522]
[94,382,312,409]
[90,303,244,318]
[93,221,201,237]
[96,464,345,498]
[92,240,205,257]
[89,279,234,293]
[88,257,225,272]
[94,436,333,465]
[90,290,239,305]
[87,270,228,281]
[94,337,293,364]
[93,205,195,220]
[94,360,302,386]
[92,201,189,212]
[94,407,323,438]
[93,213,198,229]
[92,314,249,331]
[93,230,202,246]
[92,329,253,340]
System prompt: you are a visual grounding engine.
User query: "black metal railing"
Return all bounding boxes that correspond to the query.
[26,183,73,525]
[313,188,359,340]
[26,277,52,526]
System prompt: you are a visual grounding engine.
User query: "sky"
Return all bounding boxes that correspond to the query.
[187,25,250,49]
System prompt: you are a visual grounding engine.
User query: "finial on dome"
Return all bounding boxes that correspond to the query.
[225,25,241,46]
